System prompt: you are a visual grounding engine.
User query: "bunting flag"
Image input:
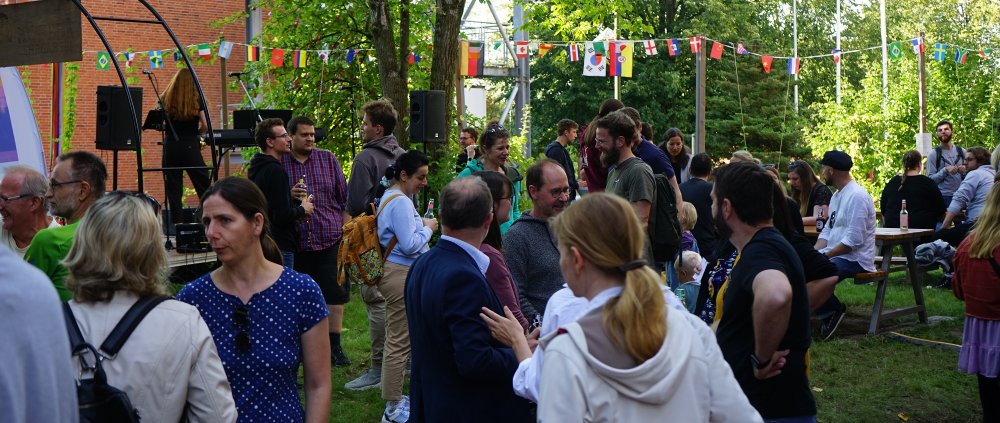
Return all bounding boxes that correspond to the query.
[667,39,680,56]
[460,40,484,76]
[888,42,903,61]
[197,43,212,60]
[568,44,580,61]
[96,51,110,70]
[979,49,992,59]
[123,52,135,68]
[318,49,329,63]
[515,41,529,58]
[689,36,701,53]
[787,57,800,75]
[933,43,947,61]
[736,43,749,55]
[954,48,968,64]
[709,41,724,60]
[218,41,234,59]
[608,41,633,77]
[643,40,657,55]
[583,41,606,77]
[912,38,925,54]
[493,41,502,50]
[346,49,356,64]
[173,49,182,61]
[832,49,841,64]
[537,43,553,57]
[761,55,773,73]
[407,52,420,64]
[148,50,163,68]
[271,48,285,67]
[293,50,307,67]
[247,45,260,62]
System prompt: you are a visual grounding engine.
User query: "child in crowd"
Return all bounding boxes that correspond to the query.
[680,202,699,253]
[674,250,703,313]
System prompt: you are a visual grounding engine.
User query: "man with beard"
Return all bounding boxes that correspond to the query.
[711,161,816,421]
[595,110,654,230]
[619,107,683,214]
[342,101,405,390]
[24,151,106,300]
[503,159,570,324]
[281,116,353,367]
[926,120,966,205]
[0,166,59,258]
[938,146,995,247]
[813,150,876,340]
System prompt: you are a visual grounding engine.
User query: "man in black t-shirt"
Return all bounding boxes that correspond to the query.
[543,119,579,201]
[680,153,718,256]
[711,162,816,420]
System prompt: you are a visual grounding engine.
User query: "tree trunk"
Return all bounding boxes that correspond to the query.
[428,0,465,172]
[368,0,411,147]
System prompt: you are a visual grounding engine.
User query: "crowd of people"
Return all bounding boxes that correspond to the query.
[2,92,1000,423]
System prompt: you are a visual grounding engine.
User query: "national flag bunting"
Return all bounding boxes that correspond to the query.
[709,41,724,60]
[247,45,260,62]
[346,49,356,64]
[271,48,285,67]
[736,43,749,55]
[933,43,947,61]
[583,41,606,77]
[173,49,182,61]
[515,41,529,59]
[96,51,110,70]
[538,43,553,57]
[912,38,925,54]
[608,41,633,78]
[148,50,163,68]
[954,48,968,64]
[888,42,903,61]
[978,49,991,59]
[460,40,484,76]
[643,40,657,56]
[197,43,212,60]
[832,49,841,64]
[318,49,330,63]
[218,41,234,59]
[568,44,580,61]
[787,58,800,75]
[667,39,680,56]
[123,52,135,68]
[761,55,773,73]
[293,50,307,68]
[407,52,420,64]
[689,36,702,53]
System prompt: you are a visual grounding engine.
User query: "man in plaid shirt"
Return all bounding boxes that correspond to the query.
[282,116,353,366]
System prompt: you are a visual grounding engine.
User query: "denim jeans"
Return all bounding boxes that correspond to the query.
[815,257,867,319]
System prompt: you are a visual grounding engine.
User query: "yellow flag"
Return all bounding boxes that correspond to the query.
[460,40,470,76]
[620,42,633,78]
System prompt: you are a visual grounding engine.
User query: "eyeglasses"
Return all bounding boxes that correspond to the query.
[486,123,505,134]
[762,163,776,170]
[233,305,251,352]
[270,132,292,139]
[0,193,33,204]
[108,190,162,215]
[549,187,571,197]
[49,179,83,189]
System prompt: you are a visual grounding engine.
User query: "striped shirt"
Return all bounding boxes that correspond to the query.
[282,149,348,251]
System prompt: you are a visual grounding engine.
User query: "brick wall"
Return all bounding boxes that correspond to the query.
[20,0,246,206]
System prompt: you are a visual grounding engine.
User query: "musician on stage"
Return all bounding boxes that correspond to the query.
[161,68,211,225]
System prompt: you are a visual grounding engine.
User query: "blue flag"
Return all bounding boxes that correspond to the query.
[932,43,947,61]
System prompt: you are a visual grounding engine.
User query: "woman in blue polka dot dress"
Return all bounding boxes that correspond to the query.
[178,177,331,422]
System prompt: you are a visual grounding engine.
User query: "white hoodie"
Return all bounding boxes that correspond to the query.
[538,306,762,422]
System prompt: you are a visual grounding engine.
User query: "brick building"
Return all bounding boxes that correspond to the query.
[19,0,247,206]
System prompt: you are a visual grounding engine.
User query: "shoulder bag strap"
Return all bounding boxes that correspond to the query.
[100,295,170,356]
[376,193,405,262]
[62,302,87,353]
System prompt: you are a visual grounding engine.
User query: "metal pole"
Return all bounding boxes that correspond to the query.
[918,33,927,135]
[836,0,842,105]
[613,14,619,100]
[879,0,888,110]
[694,37,706,155]
[513,2,530,153]
[792,0,798,112]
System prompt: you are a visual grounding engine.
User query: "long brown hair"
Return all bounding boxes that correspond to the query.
[161,68,201,120]
[788,160,819,216]
[551,193,666,363]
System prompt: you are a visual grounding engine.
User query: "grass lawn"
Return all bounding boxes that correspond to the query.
[175,267,982,422]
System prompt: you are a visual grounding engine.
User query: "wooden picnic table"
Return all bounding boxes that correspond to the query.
[804,226,933,333]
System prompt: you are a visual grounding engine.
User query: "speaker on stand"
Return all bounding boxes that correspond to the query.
[96,85,143,151]
[409,90,446,143]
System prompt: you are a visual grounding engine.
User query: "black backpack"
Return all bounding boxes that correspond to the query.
[63,296,170,423]
[648,173,682,265]
[935,145,964,169]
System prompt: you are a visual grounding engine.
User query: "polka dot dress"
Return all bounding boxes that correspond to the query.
[178,267,328,422]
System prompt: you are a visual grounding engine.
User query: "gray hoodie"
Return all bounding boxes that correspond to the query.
[346,135,405,216]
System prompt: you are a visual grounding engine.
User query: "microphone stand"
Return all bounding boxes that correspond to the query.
[145,71,177,250]
[233,74,264,123]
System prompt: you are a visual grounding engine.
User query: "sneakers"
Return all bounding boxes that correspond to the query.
[344,367,381,391]
[382,396,410,423]
[332,345,351,367]
[820,305,847,341]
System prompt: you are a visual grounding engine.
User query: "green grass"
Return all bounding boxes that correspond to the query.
[173,268,982,422]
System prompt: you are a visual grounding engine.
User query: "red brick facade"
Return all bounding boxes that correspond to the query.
[20,0,247,205]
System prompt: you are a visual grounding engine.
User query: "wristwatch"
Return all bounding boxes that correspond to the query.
[750,353,771,370]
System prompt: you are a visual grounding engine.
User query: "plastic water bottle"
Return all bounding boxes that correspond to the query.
[424,199,435,219]
[900,199,909,231]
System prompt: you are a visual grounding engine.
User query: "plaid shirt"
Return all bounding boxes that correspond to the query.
[282,149,348,251]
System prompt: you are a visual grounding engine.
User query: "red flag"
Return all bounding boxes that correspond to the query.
[710,41,724,60]
[515,41,529,58]
[689,37,701,53]
[667,39,679,56]
[761,55,773,73]
[270,48,285,67]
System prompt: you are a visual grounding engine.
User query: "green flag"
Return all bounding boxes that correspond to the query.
[593,41,606,54]
[96,51,111,70]
[888,42,903,61]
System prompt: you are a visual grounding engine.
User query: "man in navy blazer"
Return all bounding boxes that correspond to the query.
[405,177,532,423]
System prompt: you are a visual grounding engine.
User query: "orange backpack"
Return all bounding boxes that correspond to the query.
[337,194,404,286]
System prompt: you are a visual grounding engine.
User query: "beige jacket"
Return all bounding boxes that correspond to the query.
[68,292,237,422]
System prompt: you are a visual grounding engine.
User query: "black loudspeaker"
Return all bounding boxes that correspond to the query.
[409,90,446,142]
[96,85,143,151]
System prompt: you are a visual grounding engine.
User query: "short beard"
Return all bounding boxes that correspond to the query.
[714,207,733,242]
[824,175,834,186]
[601,148,619,168]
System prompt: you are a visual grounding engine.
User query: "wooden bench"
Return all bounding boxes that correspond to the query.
[855,269,925,334]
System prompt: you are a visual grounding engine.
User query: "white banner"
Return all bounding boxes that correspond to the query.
[583,42,607,77]
[0,67,46,178]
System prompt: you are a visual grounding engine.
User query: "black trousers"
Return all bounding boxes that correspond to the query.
[163,136,211,224]
[979,374,1000,422]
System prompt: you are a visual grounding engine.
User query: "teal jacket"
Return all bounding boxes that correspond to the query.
[457,160,522,235]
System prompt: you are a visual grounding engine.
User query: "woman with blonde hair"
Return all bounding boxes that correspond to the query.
[63,192,236,422]
[484,193,759,421]
[161,67,211,225]
[953,184,1000,421]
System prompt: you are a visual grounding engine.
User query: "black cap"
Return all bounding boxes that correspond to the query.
[820,150,853,171]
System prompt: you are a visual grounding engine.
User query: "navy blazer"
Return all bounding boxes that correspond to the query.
[405,239,532,423]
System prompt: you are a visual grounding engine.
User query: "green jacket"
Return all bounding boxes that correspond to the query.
[457,160,523,235]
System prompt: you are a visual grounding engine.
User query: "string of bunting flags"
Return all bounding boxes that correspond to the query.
[465,36,995,78]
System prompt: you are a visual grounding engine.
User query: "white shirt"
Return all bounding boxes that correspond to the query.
[439,234,490,276]
[0,218,60,258]
[819,179,877,272]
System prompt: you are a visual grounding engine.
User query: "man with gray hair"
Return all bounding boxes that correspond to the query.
[405,177,531,422]
[25,151,107,300]
[0,166,58,258]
